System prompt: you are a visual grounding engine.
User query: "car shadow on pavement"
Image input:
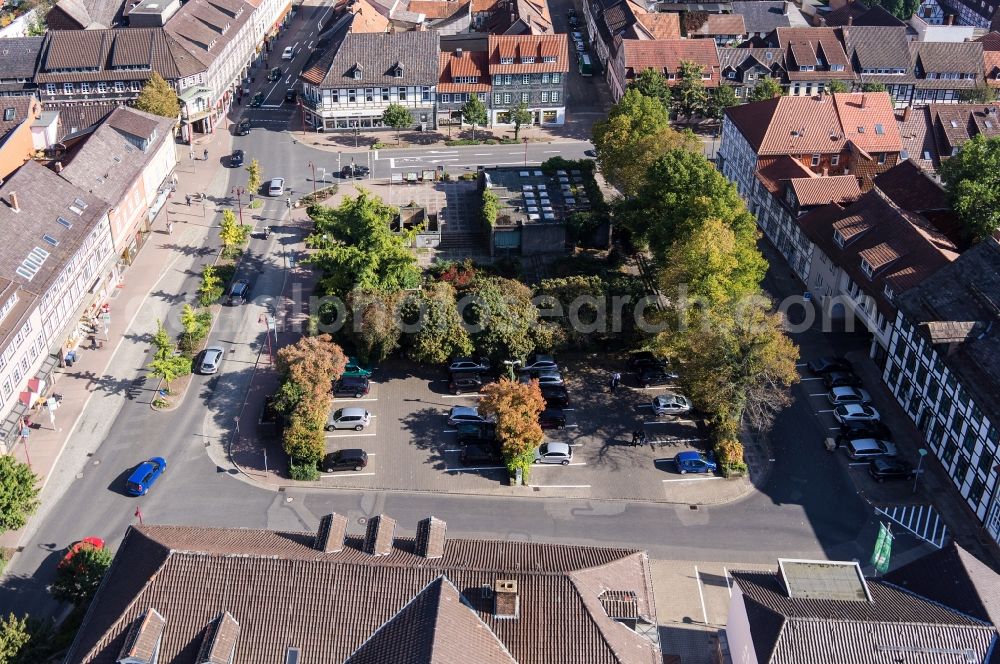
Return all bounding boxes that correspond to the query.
[398,406,458,472]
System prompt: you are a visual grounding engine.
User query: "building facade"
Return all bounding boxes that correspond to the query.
[487,34,569,126]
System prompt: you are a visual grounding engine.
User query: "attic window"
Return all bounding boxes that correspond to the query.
[500,57,514,64]
[392,64,403,77]
[884,284,895,300]
[3,108,13,121]
[860,257,874,278]
[286,648,300,664]
[70,197,87,214]
[521,56,535,64]
[57,216,72,229]
[875,123,885,134]
[857,126,865,133]
[833,229,845,247]
[354,69,362,80]
[950,119,959,128]
[542,55,556,63]
[42,234,58,246]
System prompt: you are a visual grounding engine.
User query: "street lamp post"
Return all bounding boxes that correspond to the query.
[523,137,529,166]
[307,161,317,195]
[231,186,246,225]
[502,359,521,381]
[912,448,928,494]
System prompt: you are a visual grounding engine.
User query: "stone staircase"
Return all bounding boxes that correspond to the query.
[438,231,489,250]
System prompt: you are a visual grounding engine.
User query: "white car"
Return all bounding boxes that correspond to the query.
[282,46,295,60]
[651,393,692,417]
[267,177,285,196]
[827,386,872,406]
[325,407,371,431]
[834,404,881,424]
[533,442,573,465]
[199,346,224,374]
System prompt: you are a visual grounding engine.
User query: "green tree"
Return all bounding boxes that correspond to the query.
[466,277,540,363]
[481,189,500,227]
[478,378,546,480]
[403,282,473,364]
[25,11,46,36]
[51,545,112,606]
[958,84,997,104]
[706,84,739,120]
[0,456,38,534]
[509,100,533,140]
[306,190,421,297]
[672,60,709,121]
[147,354,192,393]
[592,88,701,196]
[461,95,489,141]
[627,67,672,112]
[179,304,212,355]
[198,264,223,306]
[347,288,404,362]
[219,209,249,255]
[151,319,173,361]
[826,79,850,93]
[748,77,782,102]
[133,73,180,119]
[0,612,31,662]
[869,0,920,19]
[861,81,887,93]
[382,103,413,144]
[625,149,757,260]
[245,158,262,194]
[940,134,1000,242]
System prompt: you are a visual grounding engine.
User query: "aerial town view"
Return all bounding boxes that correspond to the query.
[0,0,997,658]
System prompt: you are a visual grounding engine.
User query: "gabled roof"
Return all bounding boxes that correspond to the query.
[912,40,983,75]
[985,51,1000,87]
[732,567,995,664]
[48,0,126,29]
[303,28,439,87]
[0,37,45,82]
[36,29,204,83]
[487,34,569,73]
[718,46,785,72]
[0,97,38,141]
[634,12,681,39]
[438,49,490,92]
[978,30,1000,50]
[929,103,1000,155]
[825,2,905,27]
[408,0,468,19]
[163,0,254,67]
[688,13,746,37]
[843,25,911,71]
[873,158,948,213]
[65,520,662,664]
[731,1,807,34]
[622,39,721,84]
[789,174,861,207]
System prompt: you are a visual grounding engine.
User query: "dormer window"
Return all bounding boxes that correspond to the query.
[354,69,362,80]
[727,70,736,79]
[542,55,556,63]
[833,229,845,247]
[884,284,895,300]
[500,57,514,65]
[521,56,535,64]
[860,258,874,278]
[392,63,403,78]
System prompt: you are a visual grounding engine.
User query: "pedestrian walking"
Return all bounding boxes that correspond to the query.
[642,431,650,448]
[610,371,621,393]
[203,148,209,161]
[167,221,173,235]
[631,429,641,446]
[286,196,292,209]
[186,194,192,206]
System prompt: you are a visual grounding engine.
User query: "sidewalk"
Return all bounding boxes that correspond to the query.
[1,128,235,551]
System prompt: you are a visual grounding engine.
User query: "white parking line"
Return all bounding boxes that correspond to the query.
[441,393,482,398]
[321,472,376,478]
[534,462,587,467]
[830,427,841,430]
[562,408,576,411]
[443,429,457,433]
[332,397,379,402]
[563,424,579,429]
[442,448,462,452]
[532,484,591,488]
[694,566,709,624]
[635,385,678,391]
[817,409,835,413]
[795,363,807,367]
[446,465,506,472]
[800,377,824,382]
[662,476,724,482]
[637,404,652,408]
[809,393,829,397]
[325,432,377,438]
[848,462,868,466]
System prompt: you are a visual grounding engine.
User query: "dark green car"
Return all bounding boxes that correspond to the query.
[268,67,281,82]
[342,357,372,378]
[250,92,264,108]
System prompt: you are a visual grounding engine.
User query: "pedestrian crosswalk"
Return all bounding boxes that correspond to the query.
[874,504,949,548]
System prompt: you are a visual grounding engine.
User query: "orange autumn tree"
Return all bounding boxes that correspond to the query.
[478,378,546,481]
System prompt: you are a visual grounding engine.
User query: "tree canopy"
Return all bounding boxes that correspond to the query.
[478,378,545,479]
[382,104,413,143]
[461,96,489,140]
[748,77,782,102]
[403,282,473,364]
[627,68,671,112]
[306,190,421,297]
[0,613,31,662]
[465,277,539,363]
[672,61,709,120]
[509,101,534,140]
[51,545,112,606]
[0,456,38,534]
[706,85,739,120]
[826,80,850,93]
[134,73,180,118]
[940,134,1000,242]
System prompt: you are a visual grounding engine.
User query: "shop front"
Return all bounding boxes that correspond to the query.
[0,354,58,454]
[59,266,119,367]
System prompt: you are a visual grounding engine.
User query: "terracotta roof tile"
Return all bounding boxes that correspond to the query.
[439,49,490,91]
[789,174,861,206]
[984,51,1000,87]
[635,12,680,39]
[488,34,569,73]
[408,0,466,18]
[690,13,745,37]
[912,40,983,76]
[623,39,721,85]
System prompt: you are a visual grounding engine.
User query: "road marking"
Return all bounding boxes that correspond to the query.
[662,476,724,482]
[848,462,868,466]
[562,408,576,411]
[809,393,829,397]
[533,462,587,467]
[325,432,377,438]
[635,385,679,391]
[795,362,807,367]
[563,424,579,429]
[308,40,314,49]
[694,566,709,625]
[637,404,652,408]
[332,397,379,402]
[507,151,522,155]
[321,472,375,478]
[543,150,560,153]
[532,484,591,488]
[830,427,842,430]
[442,448,463,452]
[723,567,733,598]
[446,465,505,472]
[441,393,482,398]
[800,377,824,381]
[285,75,292,84]
[817,409,835,413]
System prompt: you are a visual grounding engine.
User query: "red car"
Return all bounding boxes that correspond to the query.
[59,537,105,569]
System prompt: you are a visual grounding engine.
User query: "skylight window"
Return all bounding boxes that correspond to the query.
[42,234,59,246]
[3,108,14,121]
[857,126,865,133]
[57,216,72,229]
[874,123,885,135]
[69,198,87,215]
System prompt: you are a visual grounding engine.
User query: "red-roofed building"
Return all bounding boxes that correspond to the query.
[487,34,569,125]
[765,27,855,96]
[438,46,490,126]
[609,39,720,101]
[719,91,902,281]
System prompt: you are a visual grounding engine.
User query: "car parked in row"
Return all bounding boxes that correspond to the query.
[836,420,892,446]
[674,451,716,475]
[651,393,692,417]
[827,386,872,406]
[518,370,563,386]
[342,357,372,378]
[332,375,370,398]
[125,457,167,496]
[325,407,370,431]
[844,438,897,460]
[637,367,678,388]
[449,357,490,374]
[457,421,496,446]
[627,351,667,373]
[868,458,915,482]
[320,449,368,472]
[808,356,853,375]
[534,442,573,465]
[538,408,566,429]
[519,354,558,372]
[540,384,570,407]
[823,371,863,389]
[461,443,502,466]
[449,373,484,395]
[448,406,491,427]
[834,403,881,424]
[199,346,224,375]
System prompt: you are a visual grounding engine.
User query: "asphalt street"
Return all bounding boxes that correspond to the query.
[0,6,919,622]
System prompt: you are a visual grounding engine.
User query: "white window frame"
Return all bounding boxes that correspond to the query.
[861,258,875,278]
[522,74,531,84]
[441,93,451,103]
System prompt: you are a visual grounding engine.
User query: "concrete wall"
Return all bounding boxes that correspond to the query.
[520,222,565,255]
[725,584,759,664]
[0,99,42,180]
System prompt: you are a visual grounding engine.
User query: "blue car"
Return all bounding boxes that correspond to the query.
[674,451,716,475]
[125,457,167,496]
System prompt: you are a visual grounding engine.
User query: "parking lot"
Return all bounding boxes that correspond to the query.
[312,356,754,503]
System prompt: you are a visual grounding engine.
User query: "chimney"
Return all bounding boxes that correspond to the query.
[822,166,829,176]
[861,93,867,108]
[903,105,912,121]
[847,14,853,26]
[9,191,19,212]
[493,580,519,618]
[362,514,396,556]
[314,513,349,553]
[945,13,954,24]
[414,516,447,559]
[818,16,827,26]
[456,47,463,56]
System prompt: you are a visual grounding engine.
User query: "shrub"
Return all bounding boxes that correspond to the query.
[714,437,748,477]
[445,138,481,146]
[298,184,338,206]
[288,459,320,481]
[481,189,500,227]
[460,172,477,181]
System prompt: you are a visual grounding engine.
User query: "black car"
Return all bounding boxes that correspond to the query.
[807,356,853,375]
[228,279,250,305]
[449,373,483,395]
[868,458,915,482]
[823,371,863,389]
[837,420,892,445]
[627,351,667,373]
[268,66,281,82]
[456,422,496,445]
[341,164,370,179]
[460,443,501,465]
[284,89,297,103]
[539,408,567,429]
[637,367,679,388]
[448,356,491,374]
[250,92,264,108]
[230,149,245,168]
[540,384,570,407]
[332,375,370,398]
[234,119,251,135]
[320,449,368,472]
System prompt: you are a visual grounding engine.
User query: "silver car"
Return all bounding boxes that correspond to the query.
[325,407,371,431]
[267,177,285,196]
[518,370,564,386]
[533,442,573,465]
[448,406,490,427]
[199,346,224,374]
[827,386,872,405]
[651,393,692,417]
